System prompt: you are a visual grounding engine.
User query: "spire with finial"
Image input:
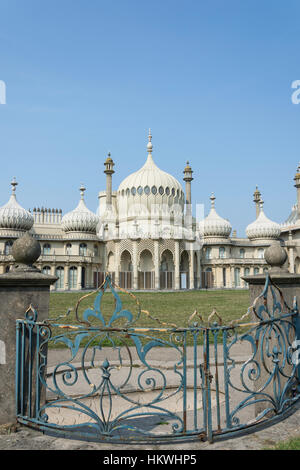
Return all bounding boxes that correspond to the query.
[104,152,115,175]
[183,161,193,182]
[147,128,153,155]
[80,184,86,200]
[253,186,262,219]
[294,162,300,185]
[11,177,18,197]
[210,192,216,209]
[253,185,261,202]
[259,199,264,212]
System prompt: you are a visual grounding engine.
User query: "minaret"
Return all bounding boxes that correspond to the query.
[294,163,300,220]
[183,161,193,217]
[253,186,261,219]
[104,153,115,207]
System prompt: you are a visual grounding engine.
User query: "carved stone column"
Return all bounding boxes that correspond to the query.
[154,240,160,289]
[132,240,138,290]
[189,248,194,289]
[64,264,69,290]
[77,264,82,290]
[175,241,180,290]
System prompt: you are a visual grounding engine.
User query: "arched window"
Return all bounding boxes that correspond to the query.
[79,243,87,256]
[258,248,264,259]
[254,267,259,275]
[69,267,78,289]
[222,267,226,287]
[244,267,250,287]
[205,247,212,260]
[42,266,51,275]
[55,266,64,289]
[240,249,245,259]
[4,241,13,255]
[219,247,225,259]
[234,268,241,287]
[5,265,10,273]
[204,267,213,288]
[93,244,98,256]
[43,244,51,255]
[66,243,72,255]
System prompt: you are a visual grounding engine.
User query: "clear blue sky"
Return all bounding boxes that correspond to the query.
[0,0,300,236]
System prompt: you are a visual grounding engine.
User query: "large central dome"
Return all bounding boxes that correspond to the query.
[117,131,184,220]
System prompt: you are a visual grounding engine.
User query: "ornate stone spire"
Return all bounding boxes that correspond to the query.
[11,177,18,196]
[147,128,153,155]
[104,152,115,175]
[104,153,115,207]
[253,185,261,219]
[80,183,86,200]
[183,161,193,182]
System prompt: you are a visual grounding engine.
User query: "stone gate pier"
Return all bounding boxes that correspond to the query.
[243,241,300,416]
[0,232,57,426]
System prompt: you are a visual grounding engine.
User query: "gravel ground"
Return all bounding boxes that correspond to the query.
[1,401,300,451]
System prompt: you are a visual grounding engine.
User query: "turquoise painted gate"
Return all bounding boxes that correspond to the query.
[15,275,300,443]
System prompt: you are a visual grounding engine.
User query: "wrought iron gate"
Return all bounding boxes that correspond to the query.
[15,275,300,443]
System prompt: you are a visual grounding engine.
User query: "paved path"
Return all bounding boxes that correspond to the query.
[1,402,300,450]
[1,343,299,451]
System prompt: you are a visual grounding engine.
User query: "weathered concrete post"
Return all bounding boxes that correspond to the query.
[0,232,57,426]
[243,241,300,417]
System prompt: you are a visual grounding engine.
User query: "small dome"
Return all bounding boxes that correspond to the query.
[61,185,98,233]
[246,201,280,240]
[198,193,232,238]
[0,178,34,232]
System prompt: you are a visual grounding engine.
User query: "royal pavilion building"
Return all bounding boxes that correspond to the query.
[0,131,295,291]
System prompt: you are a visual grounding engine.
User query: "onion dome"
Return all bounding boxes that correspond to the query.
[118,130,185,218]
[246,200,280,240]
[0,178,34,232]
[198,193,232,238]
[61,185,98,233]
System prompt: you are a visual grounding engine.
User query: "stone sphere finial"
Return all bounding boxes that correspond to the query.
[264,242,288,273]
[12,231,41,270]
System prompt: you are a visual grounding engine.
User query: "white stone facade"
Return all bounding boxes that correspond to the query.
[0,133,294,291]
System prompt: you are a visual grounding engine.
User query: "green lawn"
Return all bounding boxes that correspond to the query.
[47,288,250,347]
[49,288,250,328]
[266,436,300,450]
